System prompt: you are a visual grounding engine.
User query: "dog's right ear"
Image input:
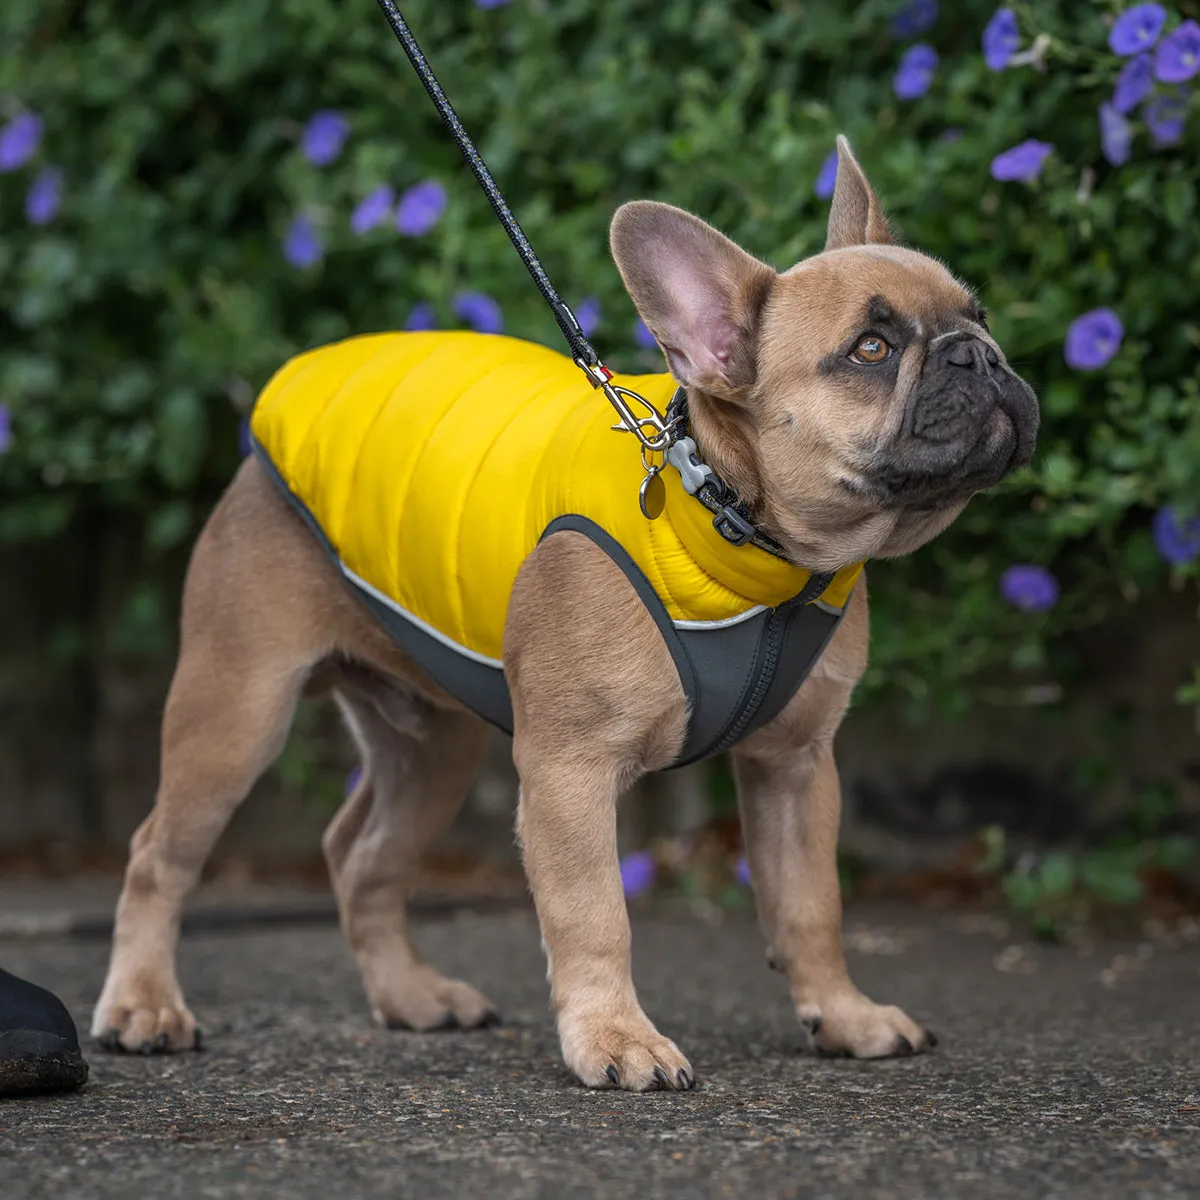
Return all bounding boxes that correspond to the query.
[609,201,776,400]
[824,135,892,251]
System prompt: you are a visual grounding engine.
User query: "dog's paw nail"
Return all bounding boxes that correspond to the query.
[480,1010,501,1029]
[653,1066,669,1090]
[153,1033,169,1051]
[895,1034,914,1056]
[138,1040,154,1056]
[98,1030,119,1051]
[766,956,780,972]
[193,1028,205,1051]
[677,1068,694,1090]
[605,1064,620,1086]
[807,1016,823,1036]
[925,1029,938,1049]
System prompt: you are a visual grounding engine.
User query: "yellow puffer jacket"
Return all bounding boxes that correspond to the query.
[250,330,859,660]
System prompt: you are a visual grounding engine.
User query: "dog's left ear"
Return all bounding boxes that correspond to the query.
[609,201,775,399]
[825,135,892,251]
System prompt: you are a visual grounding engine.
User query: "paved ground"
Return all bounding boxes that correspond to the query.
[2,900,1198,1198]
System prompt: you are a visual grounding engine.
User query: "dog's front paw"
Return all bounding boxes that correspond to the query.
[91,977,201,1054]
[801,991,936,1059]
[369,964,498,1032]
[559,1010,695,1092]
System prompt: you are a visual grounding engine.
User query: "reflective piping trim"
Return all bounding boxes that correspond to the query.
[812,599,847,616]
[671,605,766,631]
[344,568,841,644]
[339,566,505,669]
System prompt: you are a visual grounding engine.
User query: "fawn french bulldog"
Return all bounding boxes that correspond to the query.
[93,138,1038,1090]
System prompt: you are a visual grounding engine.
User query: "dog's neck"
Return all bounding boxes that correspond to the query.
[682,389,767,516]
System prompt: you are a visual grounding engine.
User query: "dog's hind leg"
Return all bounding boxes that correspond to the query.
[92,460,334,1053]
[322,676,496,1030]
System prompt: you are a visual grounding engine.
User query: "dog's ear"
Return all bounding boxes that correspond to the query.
[825,135,892,251]
[609,201,775,398]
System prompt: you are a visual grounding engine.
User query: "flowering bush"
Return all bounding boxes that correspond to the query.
[1,0,1199,723]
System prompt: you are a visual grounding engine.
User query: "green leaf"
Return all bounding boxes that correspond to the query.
[1037,853,1075,897]
[1153,835,1197,872]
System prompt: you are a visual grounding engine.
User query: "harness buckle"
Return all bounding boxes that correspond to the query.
[711,505,756,546]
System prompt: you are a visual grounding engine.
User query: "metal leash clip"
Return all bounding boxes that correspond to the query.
[572,356,673,454]
[572,355,679,519]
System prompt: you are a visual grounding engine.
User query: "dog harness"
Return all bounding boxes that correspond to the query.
[250,330,863,766]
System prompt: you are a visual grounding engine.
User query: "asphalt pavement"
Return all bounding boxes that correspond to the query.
[2,900,1198,1199]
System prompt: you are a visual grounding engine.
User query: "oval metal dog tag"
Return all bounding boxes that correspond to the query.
[639,470,666,520]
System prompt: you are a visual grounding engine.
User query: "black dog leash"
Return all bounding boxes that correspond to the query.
[373,1,669,448]
[374,1,817,576]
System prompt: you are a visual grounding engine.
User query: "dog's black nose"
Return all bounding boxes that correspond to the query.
[945,338,999,371]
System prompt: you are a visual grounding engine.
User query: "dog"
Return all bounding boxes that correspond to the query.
[91,138,1039,1090]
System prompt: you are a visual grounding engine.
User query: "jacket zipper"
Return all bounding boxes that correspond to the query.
[714,607,786,752]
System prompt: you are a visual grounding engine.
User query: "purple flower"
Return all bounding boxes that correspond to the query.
[735,856,752,887]
[620,850,656,897]
[940,126,964,142]
[346,765,363,795]
[1064,307,1123,370]
[453,291,503,334]
[25,166,61,225]
[238,416,252,458]
[1000,565,1059,612]
[395,180,447,237]
[0,111,42,172]
[574,296,602,337]
[1099,103,1132,166]
[892,0,938,39]
[990,139,1054,182]
[404,301,437,331]
[283,215,323,269]
[894,44,938,100]
[1156,20,1200,82]
[0,405,11,455]
[1144,87,1189,145]
[1109,4,1167,56]
[1113,53,1155,113]
[475,0,510,8]
[982,9,1020,71]
[301,110,350,166]
[633,318,658,350]
[351,184,394,235]
[814,147,839,200]
[1152,507,1200,565]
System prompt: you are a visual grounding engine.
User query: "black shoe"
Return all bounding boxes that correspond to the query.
[0,967,89,1096]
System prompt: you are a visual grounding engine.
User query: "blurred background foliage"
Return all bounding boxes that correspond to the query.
[2,0,1199,724]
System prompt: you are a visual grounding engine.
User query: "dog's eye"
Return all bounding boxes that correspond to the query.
[849,335,892,365]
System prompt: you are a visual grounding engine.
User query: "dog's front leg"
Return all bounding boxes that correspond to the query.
[506,532,695,1092]
[733,736,936,1058]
